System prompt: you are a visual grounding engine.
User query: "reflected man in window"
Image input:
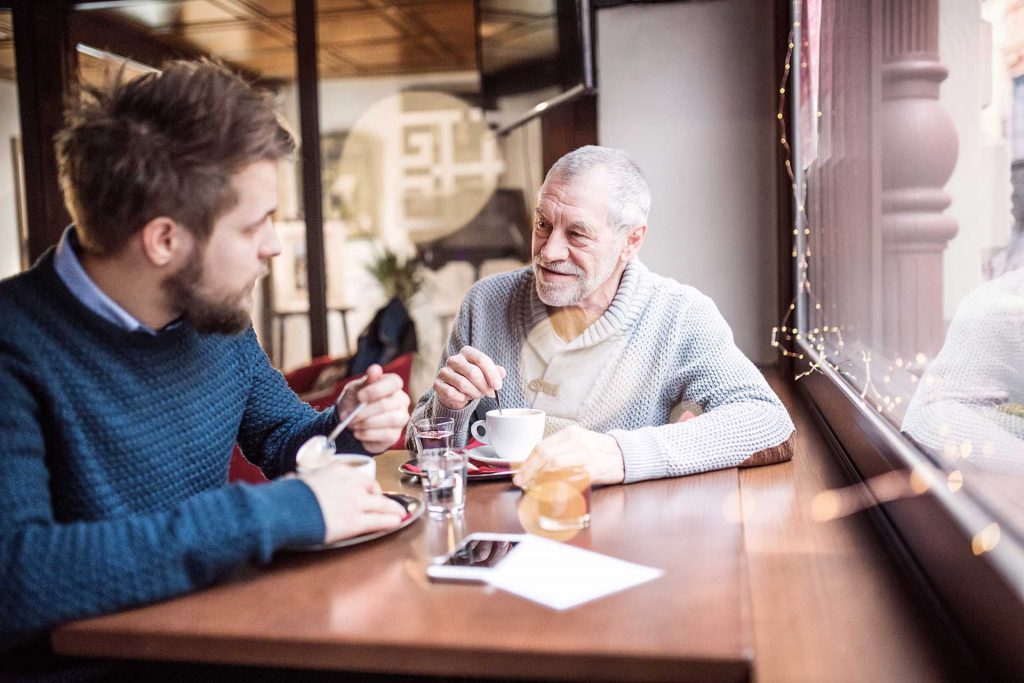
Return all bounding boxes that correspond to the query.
[0,61,411,656]
[409,145,795,487]
[902,236,1024,474]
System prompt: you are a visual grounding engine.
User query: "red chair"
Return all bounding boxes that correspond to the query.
[283,354,339,395]
[229,353,415,483]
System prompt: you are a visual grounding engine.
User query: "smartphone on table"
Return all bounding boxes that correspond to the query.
[425,532,527,582]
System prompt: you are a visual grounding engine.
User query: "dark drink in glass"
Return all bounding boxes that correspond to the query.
[415,430,453,451]
[413,417,456,454]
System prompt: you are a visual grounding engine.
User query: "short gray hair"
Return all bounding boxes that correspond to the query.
[542,145,651,233]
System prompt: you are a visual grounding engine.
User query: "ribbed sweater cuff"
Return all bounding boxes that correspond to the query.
[609,427,665,484]
[247,478,326,552]
[434,397,480,447]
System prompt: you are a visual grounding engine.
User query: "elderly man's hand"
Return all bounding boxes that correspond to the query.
[433,345,507,410]
[336,364,411,453]
[512,425,625,488]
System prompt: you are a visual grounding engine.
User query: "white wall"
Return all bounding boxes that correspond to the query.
[0,79,22,279]
[597,0,778,364]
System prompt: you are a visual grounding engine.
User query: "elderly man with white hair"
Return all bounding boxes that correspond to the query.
[409,145,795,486]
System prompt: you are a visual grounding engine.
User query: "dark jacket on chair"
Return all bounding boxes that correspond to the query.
[348,297,417,376]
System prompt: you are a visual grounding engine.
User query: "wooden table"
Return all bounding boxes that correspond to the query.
[52,374,956,681]
[52,454,752,682]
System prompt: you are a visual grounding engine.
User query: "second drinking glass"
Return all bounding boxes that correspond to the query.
[413,417,455,453]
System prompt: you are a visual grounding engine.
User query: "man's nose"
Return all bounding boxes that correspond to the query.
[260,222,283,259]
[539,229,570,262]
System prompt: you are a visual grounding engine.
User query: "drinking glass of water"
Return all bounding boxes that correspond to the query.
[413,417,455,453]
[418,447,467,518]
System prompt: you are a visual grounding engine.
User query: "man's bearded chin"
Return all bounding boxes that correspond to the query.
[531,256,583,306]
[163,255,252,335]
[533,251,620,307]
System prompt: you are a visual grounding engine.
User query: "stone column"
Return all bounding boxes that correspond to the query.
[879,0,959,360]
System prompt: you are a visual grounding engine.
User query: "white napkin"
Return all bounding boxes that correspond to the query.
[486,536,663,610]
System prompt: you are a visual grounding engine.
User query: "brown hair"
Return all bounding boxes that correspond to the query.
[55,59,295,255]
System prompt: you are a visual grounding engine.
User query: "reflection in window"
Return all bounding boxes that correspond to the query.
[790,1,1023,525]
[902,248,1024,476]
[76,44,157,89]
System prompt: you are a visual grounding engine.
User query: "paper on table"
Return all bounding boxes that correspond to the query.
[486,536,663,610]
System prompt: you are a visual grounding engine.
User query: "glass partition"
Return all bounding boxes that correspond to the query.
[71,0,301,363]
[314,0,540,398]
[60,1,572,375]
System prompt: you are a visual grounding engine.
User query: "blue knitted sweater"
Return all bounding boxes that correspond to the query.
[0,250,349,647]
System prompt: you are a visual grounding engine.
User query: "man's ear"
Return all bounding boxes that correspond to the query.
[621,224,647,261]
[139,217,190,268]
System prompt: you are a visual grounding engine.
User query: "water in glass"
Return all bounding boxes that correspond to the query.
[418,448,467,517]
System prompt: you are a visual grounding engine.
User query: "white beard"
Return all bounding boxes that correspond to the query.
[533,245,622,307]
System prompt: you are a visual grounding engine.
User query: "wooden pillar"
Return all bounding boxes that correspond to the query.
[13,0,74,263]
[879,0,958,360]
[294,0,328,359]
[541,93,598,176]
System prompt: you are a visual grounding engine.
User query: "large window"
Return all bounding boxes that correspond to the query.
[69,0,302,361]
[785,0,1022,672]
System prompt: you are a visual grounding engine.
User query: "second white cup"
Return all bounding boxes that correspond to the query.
[332,453,377,479]
[470,408,545,462]
[298,452,376,479]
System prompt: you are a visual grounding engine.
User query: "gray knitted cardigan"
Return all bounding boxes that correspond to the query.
[409,260,795,483]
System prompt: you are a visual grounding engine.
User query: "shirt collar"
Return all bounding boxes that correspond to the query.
[53,226,159,336]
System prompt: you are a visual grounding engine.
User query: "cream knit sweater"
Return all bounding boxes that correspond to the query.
[409,260,795,483]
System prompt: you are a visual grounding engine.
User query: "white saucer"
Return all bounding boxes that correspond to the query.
[468,444,526,465]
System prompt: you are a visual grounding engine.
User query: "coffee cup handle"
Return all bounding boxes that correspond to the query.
[470,420,490,445]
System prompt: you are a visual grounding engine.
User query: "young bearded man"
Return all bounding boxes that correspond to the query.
[0,61,409,659]
[408,145,795,487]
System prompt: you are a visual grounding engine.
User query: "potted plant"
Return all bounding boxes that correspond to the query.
[364,246,424,304]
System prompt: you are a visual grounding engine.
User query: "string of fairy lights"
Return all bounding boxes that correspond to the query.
[772,19,1002,557]
[769,24,845,382]
[769,25,926,408]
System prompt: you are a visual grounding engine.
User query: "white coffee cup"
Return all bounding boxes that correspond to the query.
[296,447,376,479]
[470,408,545,461]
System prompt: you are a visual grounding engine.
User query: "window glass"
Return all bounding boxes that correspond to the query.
[314,0,530,399]
[790,1,1023,529]
[71,0,300,363]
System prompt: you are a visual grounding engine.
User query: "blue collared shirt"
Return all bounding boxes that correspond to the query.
[53,226,159,336]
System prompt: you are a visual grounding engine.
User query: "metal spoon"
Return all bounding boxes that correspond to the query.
[326,401,367,448]
[295,402,367,472]
[494,386,504,415]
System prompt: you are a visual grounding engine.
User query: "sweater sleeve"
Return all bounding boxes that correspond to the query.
[235,329,365,478]
[0,350,326,647]
[901,278,1024,473]
[609,294,795,483]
